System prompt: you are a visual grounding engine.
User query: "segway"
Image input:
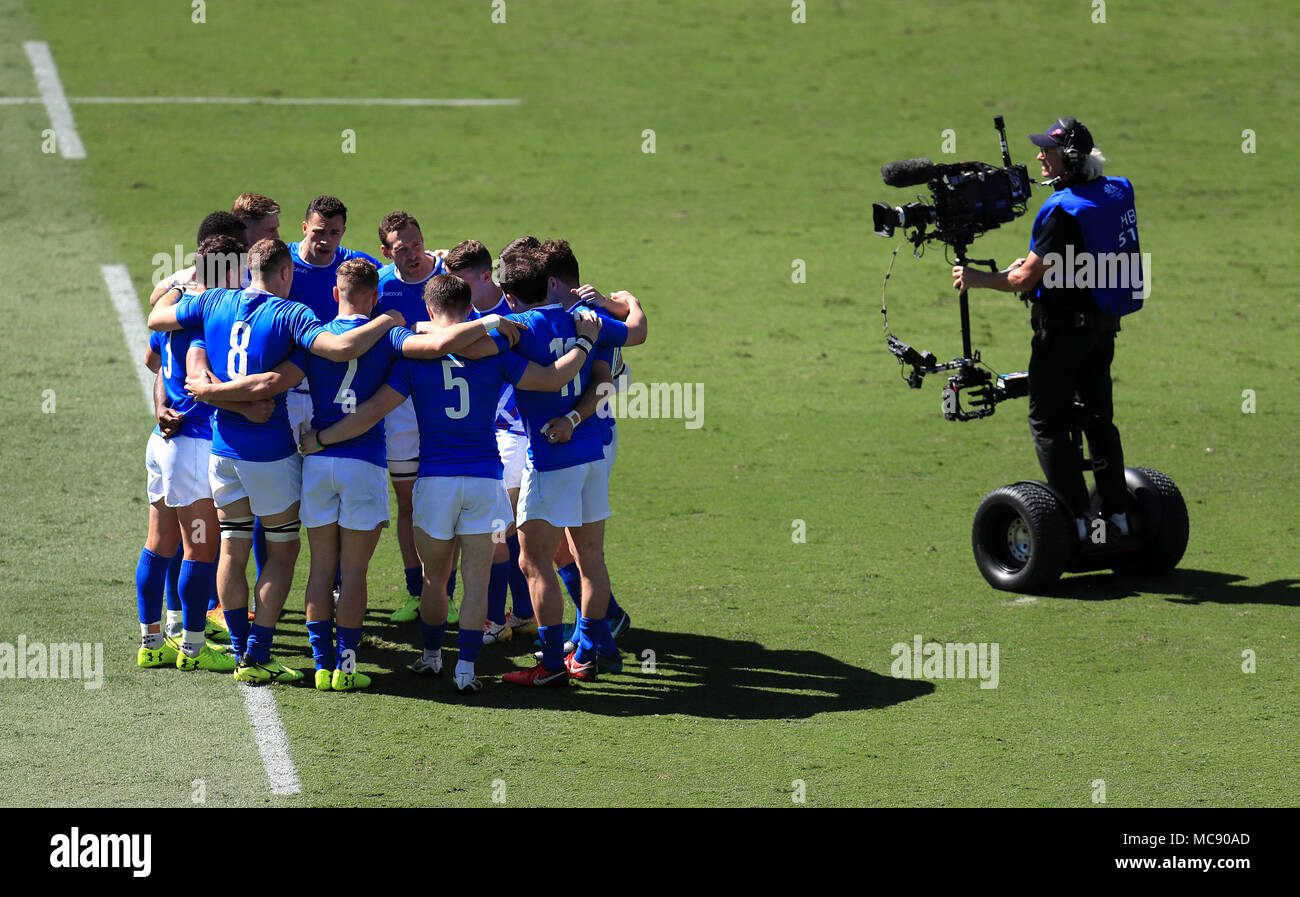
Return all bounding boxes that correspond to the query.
[971,401,1189,592]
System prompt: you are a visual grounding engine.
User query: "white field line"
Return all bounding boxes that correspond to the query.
[21,41,85,158]
[0,95,521,106]
[99,263,302,798]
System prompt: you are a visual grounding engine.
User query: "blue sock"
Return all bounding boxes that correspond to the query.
[590,617,616,657]
[447,569,457,602]
[506,534,533,618]
[224,608,251,658]
[178,559,216,635]
[604,592,624,623]
[253,519,267,580]
[538,624,565,672]
[245,623,275,664]
[207,564,220,612]
[457,626,483,666]
[557,563,582,612]
[575,616,596,663]
[404,565,423,598]
[164,548,183,613]
[135,548,171,626]
[306,620,335,671]
[419,619,447,654]
[487,561,509,625]
[337,626,362,671]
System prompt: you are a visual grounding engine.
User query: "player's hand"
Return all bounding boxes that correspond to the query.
[574,309,601,342]
[379,309,406,328]
[184,368,216,397]
[413,320,436,334]
[157,408,184,439]
[431,249,448,260]
[541,416,574,444]
[494,317,527,348]
[244,399,275,424]
[299,429,324,456]
[575,284,608,307]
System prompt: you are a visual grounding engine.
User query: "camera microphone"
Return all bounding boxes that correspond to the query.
[880,157,937,187]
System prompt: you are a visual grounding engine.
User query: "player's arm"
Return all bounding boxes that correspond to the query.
[146,284,191,331]
[148,267,198,306]
[183,344,275,423]
[185,355,305,402]
[148,352,185,438]
[403,315,525,359]
[514,311,601,391]
[300,385,405,455]
[307,309,404,361]
[541,358,612,444]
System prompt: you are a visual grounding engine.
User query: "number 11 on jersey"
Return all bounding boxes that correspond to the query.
[549,337,581,397]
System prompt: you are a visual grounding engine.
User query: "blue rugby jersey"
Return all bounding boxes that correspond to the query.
[287,242,383,324]
[149,326,213,441]
[304,318,411,468]
[173,287,320,461]
[375,256,446,327]
[504,304,628,471]
[469,293,526,436]
[385,350,529,480]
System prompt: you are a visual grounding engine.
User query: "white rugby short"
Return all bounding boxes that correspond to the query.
[208,453,302,516]
[517,460,610,529]
[496,429,528,492]
[385,397,419,478]
[413,475,512,541]
[301,455,390,530]
[146,432,214,507]
[602,425,618,477]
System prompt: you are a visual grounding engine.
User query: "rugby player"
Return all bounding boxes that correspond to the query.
[232,192,281,245]
[372,211,454,625]
[493,247,647,686]
[147,211,247,306]
[148,238,404,684]
[443,240,537,644]
[301,274,598,694]
[136,235,270,672]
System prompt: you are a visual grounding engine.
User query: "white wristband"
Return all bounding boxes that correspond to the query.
[479,314,502,334]
[566,410,582,427]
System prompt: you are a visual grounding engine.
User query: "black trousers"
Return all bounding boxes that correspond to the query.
[1027,317,1127,516]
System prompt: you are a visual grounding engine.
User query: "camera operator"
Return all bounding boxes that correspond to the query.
[951,116,1138,540]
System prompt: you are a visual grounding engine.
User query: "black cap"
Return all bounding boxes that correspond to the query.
[1028,116,1094,156]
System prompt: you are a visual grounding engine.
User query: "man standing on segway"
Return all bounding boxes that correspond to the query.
[952,115,1143,542]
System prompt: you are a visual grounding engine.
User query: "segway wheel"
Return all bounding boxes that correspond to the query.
[972,482,1074,592]
[1116,467,1189,575]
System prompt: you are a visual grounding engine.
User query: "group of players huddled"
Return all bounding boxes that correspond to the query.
[137,193,646,694]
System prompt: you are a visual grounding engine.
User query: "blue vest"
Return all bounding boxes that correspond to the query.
[1031,176,1143,317]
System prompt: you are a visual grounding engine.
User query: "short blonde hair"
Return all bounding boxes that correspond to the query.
[232,192,280,222]
[336,258,378,293]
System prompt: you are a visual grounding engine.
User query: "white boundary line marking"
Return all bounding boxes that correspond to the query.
[21,41,85,158]
[99,263,303,798]
[0,95,520,106]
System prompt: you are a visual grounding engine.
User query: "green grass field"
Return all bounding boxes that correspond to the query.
[0,0,1296,807]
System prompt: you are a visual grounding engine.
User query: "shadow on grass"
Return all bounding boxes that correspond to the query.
[344,627,933,718]
[1044,568,1300,606]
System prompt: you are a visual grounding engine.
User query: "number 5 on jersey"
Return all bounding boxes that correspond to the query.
[443,358,469,419]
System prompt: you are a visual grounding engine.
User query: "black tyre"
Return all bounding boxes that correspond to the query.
[972,482,1074,592]
[1115,466,1189,575]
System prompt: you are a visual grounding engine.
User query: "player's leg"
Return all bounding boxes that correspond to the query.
[304,522,341,690]
[409,476,456,676]
[330,458,389,691]
[504,487,535,628]
[598,425,630,636]
[174,498,234,671]
[137,499,182,668]
[444,536,461,627]
[452,531,493,693]
[565,460,620,679]
[390,477,422,621]
[483,527,513,645]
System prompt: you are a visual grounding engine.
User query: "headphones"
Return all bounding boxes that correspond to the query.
[1055,118,1088,173]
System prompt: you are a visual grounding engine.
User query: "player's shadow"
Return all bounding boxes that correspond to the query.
[1043,568,1300,607]
[357,628,934,718]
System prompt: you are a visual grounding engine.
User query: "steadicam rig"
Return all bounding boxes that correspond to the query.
[875,115,1034,421]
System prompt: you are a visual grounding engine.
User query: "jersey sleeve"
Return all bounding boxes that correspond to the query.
[387,326,415,355]
[286,303,327,351]
[385,358,414,398]
[149,330,163,354]
[594,310,629,348]
[172,291,207,330]
[593,345,616,368]
[499,350,529,386]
